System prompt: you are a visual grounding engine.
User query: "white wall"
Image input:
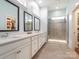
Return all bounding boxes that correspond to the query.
[48,9,66,19]
[40,7,48,32]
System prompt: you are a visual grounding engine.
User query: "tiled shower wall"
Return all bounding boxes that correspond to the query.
[48,19,66,40]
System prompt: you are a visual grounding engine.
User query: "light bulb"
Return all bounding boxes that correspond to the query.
[39,0,42,4]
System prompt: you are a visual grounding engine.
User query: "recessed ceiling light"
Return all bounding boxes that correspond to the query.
[56,7,59,9]
[39,0,42,4]
[76,3,79,6]
[51,16,65,20]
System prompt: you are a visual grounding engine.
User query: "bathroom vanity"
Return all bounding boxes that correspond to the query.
[0,32,47,59]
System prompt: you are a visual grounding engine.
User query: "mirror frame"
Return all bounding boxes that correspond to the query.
[34,17,40,31]
[24,11,33,31]
[0,0,19,32]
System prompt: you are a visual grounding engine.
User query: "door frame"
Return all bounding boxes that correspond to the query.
[72,5,79,49]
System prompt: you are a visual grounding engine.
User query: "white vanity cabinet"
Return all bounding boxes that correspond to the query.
[39,33,47,49]
[0,32,47,59]
[0,38,31,59]
[32,36,39,57]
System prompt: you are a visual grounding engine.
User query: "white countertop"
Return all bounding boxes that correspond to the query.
[0,32,45,46]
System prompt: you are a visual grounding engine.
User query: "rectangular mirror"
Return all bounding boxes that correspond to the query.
[34,17,40,31]
[24,11,33,31]
[0,0,19,32]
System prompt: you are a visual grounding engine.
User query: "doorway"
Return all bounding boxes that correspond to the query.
[48,18,66,40]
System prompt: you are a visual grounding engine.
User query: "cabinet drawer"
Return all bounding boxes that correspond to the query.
[0,43,31,59]
[0,38,31,55]
[0,47,18,59]
[17,43,31,59]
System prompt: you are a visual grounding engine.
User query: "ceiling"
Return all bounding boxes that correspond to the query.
[35,0,72,11]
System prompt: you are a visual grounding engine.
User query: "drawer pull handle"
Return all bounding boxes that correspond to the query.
[17,50,21,54]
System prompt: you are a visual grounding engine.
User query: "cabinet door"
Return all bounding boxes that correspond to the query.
[39,33,47,49]
[39,35,43,49]
[0,50,18,59]
[17,44,31,59]
[4,53,17,59]
[40,34,45,47]
[32,36,38,57]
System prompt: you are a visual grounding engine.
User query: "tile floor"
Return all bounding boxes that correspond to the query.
[33,39,79,59]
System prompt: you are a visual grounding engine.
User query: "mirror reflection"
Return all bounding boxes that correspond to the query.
[24,11,33,31]
[34,17,40,31]
[0,0,19,31]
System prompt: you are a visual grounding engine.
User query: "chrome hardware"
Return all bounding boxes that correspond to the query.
[17,50,21,54]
